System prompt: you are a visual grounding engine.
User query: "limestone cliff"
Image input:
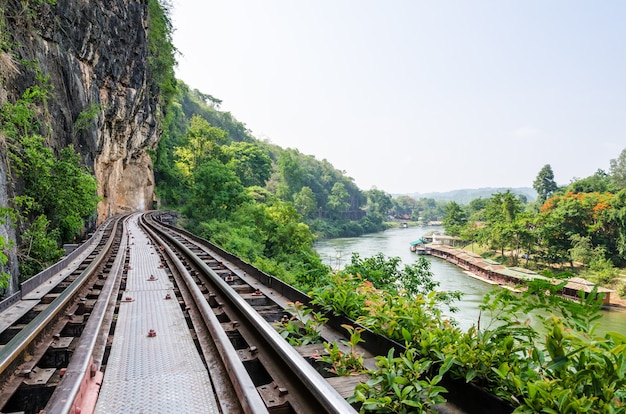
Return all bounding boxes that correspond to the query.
[1,0,159,224]
[0,0,162,293]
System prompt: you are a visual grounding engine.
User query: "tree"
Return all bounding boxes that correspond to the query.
[480,191,526,258]
[326,182,351,219]
[391,196,417,218]
[609,148,626,189]
[608,189,626,265]
[293,186,317,219]
[365,189,393,217]
[467,197,488,216]
[416,198,446,223]
[256,202,315,258]
[486,191,523,223]
[569,234,595,266]
[174,115,227,183]
[147,0,177,106]
[533,164,558,205]
[18,215,64,279]
[223,142,272,187]
[185,160,248,221]
[49,147,99,241]
[537,192,617,267]
[276,150,304,201]
[567,169,617,194]
[7,129,97,244]
[442,201,467,236]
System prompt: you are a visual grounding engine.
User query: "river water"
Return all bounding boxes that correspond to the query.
[314,226,626,335]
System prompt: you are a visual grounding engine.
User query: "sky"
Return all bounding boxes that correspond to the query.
[170,1,626,195]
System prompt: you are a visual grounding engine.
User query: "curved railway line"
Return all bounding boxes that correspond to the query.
[0,212,513,414]
[140,212,357,413]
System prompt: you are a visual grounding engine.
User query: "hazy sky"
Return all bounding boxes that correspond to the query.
[170,1,626,194]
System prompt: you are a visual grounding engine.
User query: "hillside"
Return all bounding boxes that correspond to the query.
[403,187,537,204]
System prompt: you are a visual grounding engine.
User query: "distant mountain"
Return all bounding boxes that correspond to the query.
[401,187,537,204]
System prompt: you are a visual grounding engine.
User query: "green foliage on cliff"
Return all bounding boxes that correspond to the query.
[147,0,177,108]
[72,104,101,135]
[0,63,99,279]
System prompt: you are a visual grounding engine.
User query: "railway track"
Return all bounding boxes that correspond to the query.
[0,211,513,413]
[140,212,359,413]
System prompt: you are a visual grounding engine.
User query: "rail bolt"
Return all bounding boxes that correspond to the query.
[147,329,157,337]
[165,293,172,300]
[232,321,239,328]
[59,368,67,377]
[252,289,263,296]
[148,274,157,281]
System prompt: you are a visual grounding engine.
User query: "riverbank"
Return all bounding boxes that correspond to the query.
[315,226,626,334]
[423,244,619,307]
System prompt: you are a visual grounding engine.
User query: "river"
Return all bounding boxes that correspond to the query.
[314,226,626,335]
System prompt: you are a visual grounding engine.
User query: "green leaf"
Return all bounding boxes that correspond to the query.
[402,327,412,343]
[394,376,409,385]
[401,399,420,408]
[467,368,479,383]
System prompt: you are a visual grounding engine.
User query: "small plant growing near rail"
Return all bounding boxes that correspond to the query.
[350,347,452,413]
[310,273,371,319]
[317,324,366,376]
[274,301,327,346]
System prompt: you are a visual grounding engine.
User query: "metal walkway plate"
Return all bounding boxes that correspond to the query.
[95,215,219,413]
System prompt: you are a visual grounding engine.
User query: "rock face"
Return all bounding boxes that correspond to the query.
[1,0,159,222]
[0,0,160,291]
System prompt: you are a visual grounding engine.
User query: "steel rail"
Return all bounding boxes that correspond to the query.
[146,212,312,303]
[141,216,268,414]
[142,214,356,414]
[43,214,130,413]
[0,216,123,377]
